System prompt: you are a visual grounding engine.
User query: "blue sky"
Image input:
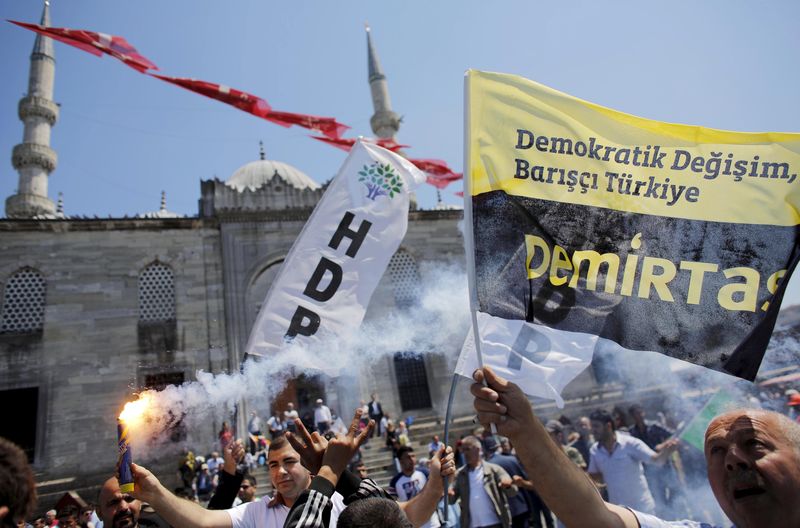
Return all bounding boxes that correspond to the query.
[2,0,800,305]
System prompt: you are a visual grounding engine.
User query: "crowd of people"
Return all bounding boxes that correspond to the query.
[1,371,799,528]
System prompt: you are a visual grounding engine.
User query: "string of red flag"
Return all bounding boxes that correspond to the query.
[9,18,462,190]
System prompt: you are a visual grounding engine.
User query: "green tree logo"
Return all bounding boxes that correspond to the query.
[358,162,403,200]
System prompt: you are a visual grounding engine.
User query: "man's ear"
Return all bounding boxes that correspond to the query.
[0,505,9,521]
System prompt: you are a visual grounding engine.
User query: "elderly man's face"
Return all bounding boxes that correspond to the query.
[98,477,140,528]
[705,410,800,528]
[463,442,482,467]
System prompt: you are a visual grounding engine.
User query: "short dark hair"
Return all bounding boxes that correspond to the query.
[337,497,412,528]
[396,446,414,460]
[268,435,289,454]
[628,404,643,415]
[242,474,257,487]
[0,437,36,525]
[589,410,614,429]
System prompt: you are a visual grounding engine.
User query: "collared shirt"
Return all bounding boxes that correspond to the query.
[588,433,657,514]
[227,492,344,528]
[370,401,382,415]
[468,464,501,528]
[206,455,224,475]
[429,440,445,454]
[267,415,285,432]
[314,405,332,426]
[633,510,729,528]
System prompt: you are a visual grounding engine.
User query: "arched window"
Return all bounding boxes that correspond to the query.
[0,267,46,334]
[388,250,420,309]
[138,262,176,322]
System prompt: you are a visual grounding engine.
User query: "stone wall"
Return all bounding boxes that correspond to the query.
[0,219,226,482]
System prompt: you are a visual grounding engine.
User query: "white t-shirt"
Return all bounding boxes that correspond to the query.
[391,470,441,528]
[588,433,657,514]
[633,510,726,528]
[227,493,345,528]
[467,464,501,528]
[314,405,332,426]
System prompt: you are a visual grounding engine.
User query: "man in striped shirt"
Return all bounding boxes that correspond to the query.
[284,410,456,528]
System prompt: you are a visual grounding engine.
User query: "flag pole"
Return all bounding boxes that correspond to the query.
[461,70,497,435]
[441,372,460,525]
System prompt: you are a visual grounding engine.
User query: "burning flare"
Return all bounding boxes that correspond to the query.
[119,393,151,424]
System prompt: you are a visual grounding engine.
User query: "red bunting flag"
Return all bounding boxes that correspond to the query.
[406,158,463,189]
[408,158,461,178]
[264,111,349,140]
[9,20,158,72]
[424,173,463,189]
[310,135,408,152]
[149,74,271,117]
[150,74,348,139]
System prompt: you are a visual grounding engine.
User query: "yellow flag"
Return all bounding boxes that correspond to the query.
[463,70,800,381]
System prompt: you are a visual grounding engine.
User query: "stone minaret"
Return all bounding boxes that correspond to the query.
[6,1,58,218]
[366,25,401,139]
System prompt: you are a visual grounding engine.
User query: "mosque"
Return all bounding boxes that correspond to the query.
[0,3,607,496]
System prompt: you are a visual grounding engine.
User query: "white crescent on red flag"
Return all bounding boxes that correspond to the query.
[424,173,463,189]
[149,74,271,118]
[310,135,408,152]
[150,74,348,139]
[264,111,349,140]
[8,20,158,72]
[408,158,460,178]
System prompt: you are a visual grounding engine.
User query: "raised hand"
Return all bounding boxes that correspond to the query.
[130,463,162,504]
[321,409,374,478]
[285,417,328,474]
[431,445,456,480]
[223,438,245,475]
[471,366,536,439]
[427,445,455,495]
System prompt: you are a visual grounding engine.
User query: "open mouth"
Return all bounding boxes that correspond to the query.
[733,486,766,500]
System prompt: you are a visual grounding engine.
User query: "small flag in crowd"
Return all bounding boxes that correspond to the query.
[679,388,742,451]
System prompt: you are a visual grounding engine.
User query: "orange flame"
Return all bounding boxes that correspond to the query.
[119,394,151,425]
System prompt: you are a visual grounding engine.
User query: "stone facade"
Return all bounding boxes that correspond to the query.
[0,218,226,480]
[1,12,600,500]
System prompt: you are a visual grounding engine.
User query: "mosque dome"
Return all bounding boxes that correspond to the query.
[225,159,320,192]
[137,191,181,219]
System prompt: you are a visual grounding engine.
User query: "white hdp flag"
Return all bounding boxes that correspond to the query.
[455,312,598,407]
[246,140,425,364]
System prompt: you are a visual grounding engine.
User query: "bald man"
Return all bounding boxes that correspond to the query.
[470,366,800,528]
[97,476,141,528]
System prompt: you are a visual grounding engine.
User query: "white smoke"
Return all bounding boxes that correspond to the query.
[127,261,471,456]
[125,259,796,526]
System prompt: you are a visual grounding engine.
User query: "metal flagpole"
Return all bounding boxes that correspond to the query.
[461,70,496,434]
[441,372,460,525]
[441,70,494,526]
